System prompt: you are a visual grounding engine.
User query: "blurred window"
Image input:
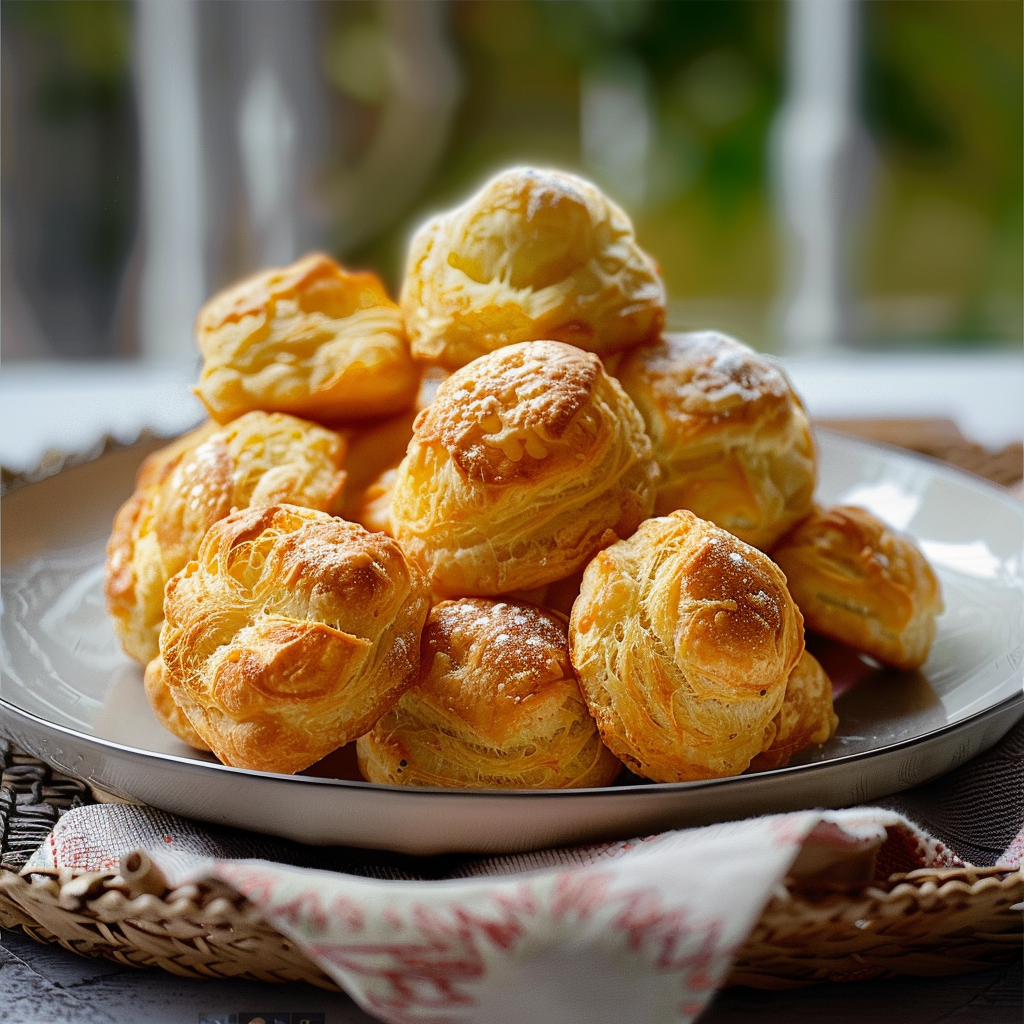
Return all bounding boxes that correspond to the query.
[1,0,1020,362]
[1,0,138,359]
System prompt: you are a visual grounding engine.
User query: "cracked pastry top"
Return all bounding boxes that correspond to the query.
[357,598,622,789]
[616,331,817,550]
[158,503,430,774]
[400,167,665,369]
[770,504,944,671]
[389,339,659,597]
[569,510,805,783]
[194,252,421,424]
[105,410,347,665]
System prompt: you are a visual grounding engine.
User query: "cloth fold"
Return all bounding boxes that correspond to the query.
[24,797,1020,1024]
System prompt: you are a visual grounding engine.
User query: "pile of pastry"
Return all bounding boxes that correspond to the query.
[105,167,943,789]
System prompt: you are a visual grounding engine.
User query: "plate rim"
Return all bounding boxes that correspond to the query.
[2,686,1024,802]
[813,425,1024,517]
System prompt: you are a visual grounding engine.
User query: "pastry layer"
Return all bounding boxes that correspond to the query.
[616,331,816,550]
[569,510,804,782]
[159,504,429,774]
[358,598,621,789]
[401,167,665,368]
[390,339,659,596]
[194,252,420,424]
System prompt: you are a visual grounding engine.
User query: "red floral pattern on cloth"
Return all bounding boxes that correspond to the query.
[216,858,736,1024]
[996,824,1024,869]
[25,804,972,1024]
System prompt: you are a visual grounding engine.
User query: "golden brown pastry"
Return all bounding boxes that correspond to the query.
[390,340,659,597]
[357,598,622,789]
[400,167,665,369]
[352,466,399,536]
[104,423,221,660]
[748,651,838,771]
[770,504,944,671]
[159,504,430,774]
[105,411,347,664]
[144,655,210,751]
[134,421,220,491]
[194,252,421,424]
[336,368,449,528]
[569,510,804,782]
[616,331,816,550]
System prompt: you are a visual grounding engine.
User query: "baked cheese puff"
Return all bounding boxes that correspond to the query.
[400,167,665,369]
[105,411,347,665]
[105,423,221,652]
[357,599,622,789]
[390,340,659,597]
[352,466,399,536]
[159,504,430,774]
[616,331,816,550]
[748,651,838,772]
[770,505,944,671]
[569,510,804,783]
[337,367,449,528]
[194,252,421,424]
[134,421,220,491]
[144,655,210,752]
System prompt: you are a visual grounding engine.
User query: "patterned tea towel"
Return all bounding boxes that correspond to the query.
[23,783,1023,1024]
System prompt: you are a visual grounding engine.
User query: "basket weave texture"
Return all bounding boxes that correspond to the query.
[1,744,1022,990]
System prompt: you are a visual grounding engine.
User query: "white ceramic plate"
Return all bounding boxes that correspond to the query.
[2,432,1022,854]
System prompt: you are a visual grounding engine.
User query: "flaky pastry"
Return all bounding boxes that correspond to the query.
[159,504,430,774]
[400,167,665,369]
[569,510,804,782]
[144,655,210,751]
[337,368,449,530]
[390,340,659,597]
[770,504,943,671]
[748,651,838,771]
[616,331,816,550]
[194,252,421,424]
[104,425,220,665]
[133,421,220,491]
[352,466,399,536]
[357,598,621,789]
[105,411,347,664]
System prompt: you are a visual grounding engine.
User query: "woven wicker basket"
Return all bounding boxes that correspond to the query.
[727,865,1024,988]
[1,740,1022,991]
[0,858,340,989]
[1,852,1021,991]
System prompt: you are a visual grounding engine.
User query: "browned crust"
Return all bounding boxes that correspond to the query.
[771,504,944,671]
[104,413,348,665]
[159,504,430,774]
[400,167,665,369]
[617,332,817,550]
[748,650,838,771]
[358,598,622,789]
[194,252,421,424]
[569,510,805,782]
[391,340,659,596]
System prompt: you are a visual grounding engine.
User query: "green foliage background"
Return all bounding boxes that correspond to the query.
[3,0,1020,354]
